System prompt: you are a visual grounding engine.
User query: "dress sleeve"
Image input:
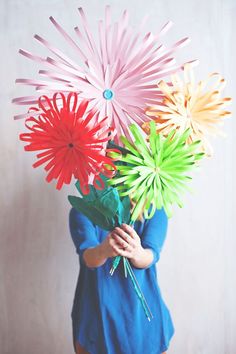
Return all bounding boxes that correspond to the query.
[141,207,168,267]
[69,207,100,259]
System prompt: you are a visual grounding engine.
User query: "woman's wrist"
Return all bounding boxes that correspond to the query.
[98,242,110,261]
[129,246,143,265]
[130,247,154,269]
[83,243,108,268]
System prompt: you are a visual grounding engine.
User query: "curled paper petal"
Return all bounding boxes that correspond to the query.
[19,92,116,191]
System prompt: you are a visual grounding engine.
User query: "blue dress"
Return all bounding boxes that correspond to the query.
[69,207,174,354]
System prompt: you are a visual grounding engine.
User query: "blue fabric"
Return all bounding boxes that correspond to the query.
[69,207,175,354]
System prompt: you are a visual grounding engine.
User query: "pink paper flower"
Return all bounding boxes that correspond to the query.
[13,6,193,143]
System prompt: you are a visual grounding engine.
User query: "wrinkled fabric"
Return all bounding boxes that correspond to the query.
[69,207,174,354]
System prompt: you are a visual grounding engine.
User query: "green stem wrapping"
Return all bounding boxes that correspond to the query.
[124,258,153,321]
[109,256,121,276]
[123,256,127,278]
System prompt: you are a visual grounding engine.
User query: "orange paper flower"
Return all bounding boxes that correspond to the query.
[143,65,232,154]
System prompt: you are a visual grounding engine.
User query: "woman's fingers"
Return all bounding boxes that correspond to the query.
[108,225,143,259]
[109,225,141,260]
[111,243,132,258]
[112,227,133,244]
[121,224,139,240]
[112,228,136,247]
[112,233,134,249]
[113,227,129,241]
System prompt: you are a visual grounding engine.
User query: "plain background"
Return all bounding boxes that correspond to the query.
[0,0,235,353]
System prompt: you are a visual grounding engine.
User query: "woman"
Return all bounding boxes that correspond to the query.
[69,206,174,354]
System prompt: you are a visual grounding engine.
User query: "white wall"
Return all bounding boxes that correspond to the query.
[0,0,235,353]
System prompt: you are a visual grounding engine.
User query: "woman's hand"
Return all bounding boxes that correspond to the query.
[109,224,143,260]
[84,224,154,269]
[99,232,121,259]
[83,227,134,269]
[110,224,154,269]
[83,233,119,268]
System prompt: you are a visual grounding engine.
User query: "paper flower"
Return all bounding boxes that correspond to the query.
[19,92,116,192]
[143,65,232,154]
[109,122,204,220]
[13,6,192,143]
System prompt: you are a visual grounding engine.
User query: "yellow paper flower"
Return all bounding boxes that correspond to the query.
[143,65,232,155]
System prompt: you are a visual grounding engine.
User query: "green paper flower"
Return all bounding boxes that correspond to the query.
[109,121,204,220]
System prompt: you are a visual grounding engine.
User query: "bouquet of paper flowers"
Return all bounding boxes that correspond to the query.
[13,6,231,320]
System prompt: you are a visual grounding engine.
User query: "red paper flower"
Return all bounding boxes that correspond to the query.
[20,92,116,192]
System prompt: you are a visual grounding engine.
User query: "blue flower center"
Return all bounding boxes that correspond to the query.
[103,89,114,100]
